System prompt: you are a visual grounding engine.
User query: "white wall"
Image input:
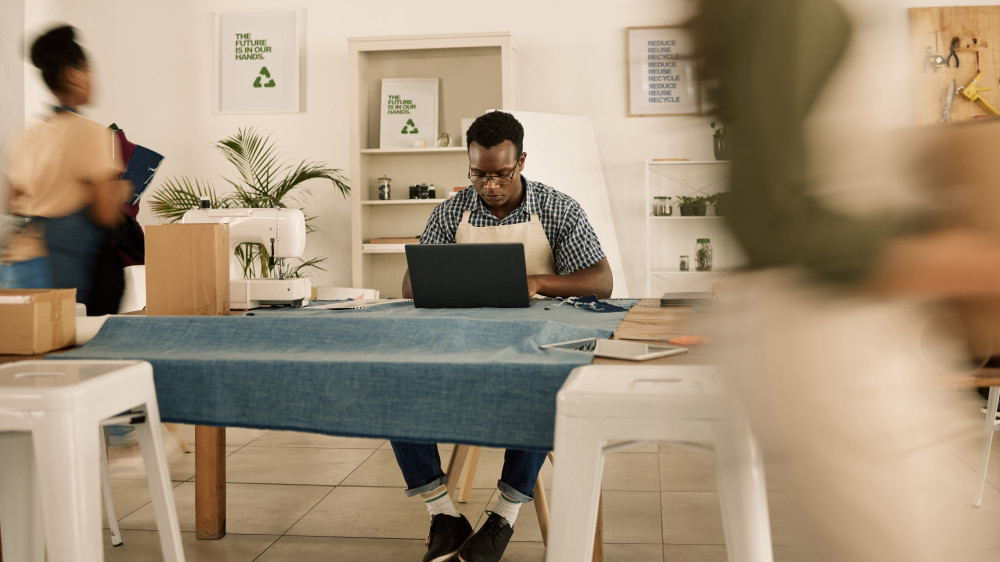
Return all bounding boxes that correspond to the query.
[12,0,984,295]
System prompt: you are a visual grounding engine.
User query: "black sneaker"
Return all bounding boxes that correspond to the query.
[423,513,473,562]
[458,512,514,562]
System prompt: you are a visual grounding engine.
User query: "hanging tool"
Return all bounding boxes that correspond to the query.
[941,79,956,122]
[926,32,947,72]
[958,72,1000,116]
[946,37,960,67]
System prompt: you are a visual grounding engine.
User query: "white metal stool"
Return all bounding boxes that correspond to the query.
[547,364,773,562]
[0,360,184,562]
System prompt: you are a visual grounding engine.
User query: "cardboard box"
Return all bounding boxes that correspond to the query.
[145,223,230,316]
[0,288,77,354]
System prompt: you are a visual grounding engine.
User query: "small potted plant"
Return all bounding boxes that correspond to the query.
[711,121,728,160]
[676,195,708,216]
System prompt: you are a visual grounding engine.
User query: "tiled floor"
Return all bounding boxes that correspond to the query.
[97,421,1000,561]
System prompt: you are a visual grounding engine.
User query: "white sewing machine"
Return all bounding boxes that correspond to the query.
[181,207,311,309]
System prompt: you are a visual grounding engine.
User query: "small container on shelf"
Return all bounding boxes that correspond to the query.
[652,196,673,216]
[376,175,391,200]
[695,238,713,271]
[679,255,689,271]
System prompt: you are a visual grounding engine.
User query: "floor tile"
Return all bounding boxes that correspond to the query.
[119,482,331,535]
[601,490,663,544]
[248,430,385,449]
[106,436,196,482]
[660,544,726,562]
[603,452,661,491]
[103,530,277,562]
[225,446,373,485]
[103,478,183,528]
[661,492,724,545]
[339,448,408,487]
[255,535,423,561]
[498,540,546,561]
[659,451,717,492]
[288,485,492,539]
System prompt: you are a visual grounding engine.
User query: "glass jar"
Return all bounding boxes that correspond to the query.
[695,238,713,271]
[679,255,689,272]
[652,196,673,217]
[376,175,391,200]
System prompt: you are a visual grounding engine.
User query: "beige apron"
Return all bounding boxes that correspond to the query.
[455,210,556,276]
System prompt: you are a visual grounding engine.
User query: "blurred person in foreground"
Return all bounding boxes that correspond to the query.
[0,25,128,309]
[694,0,1000,560]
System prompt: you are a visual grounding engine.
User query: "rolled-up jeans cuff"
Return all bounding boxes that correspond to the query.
[404,475,448,498]
[497,480,533,503]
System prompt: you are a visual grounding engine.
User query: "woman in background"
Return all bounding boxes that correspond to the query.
[0,24,128,309]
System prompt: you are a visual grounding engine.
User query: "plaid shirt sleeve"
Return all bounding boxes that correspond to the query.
[548,197,606,275]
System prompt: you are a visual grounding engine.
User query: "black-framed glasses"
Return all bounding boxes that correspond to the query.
[468,155,522,187]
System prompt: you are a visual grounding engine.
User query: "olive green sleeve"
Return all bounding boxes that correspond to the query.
[716,0,916,287]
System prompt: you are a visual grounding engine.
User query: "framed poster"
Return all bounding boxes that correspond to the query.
[379,78,440,149]
[627,26,700,117]
[217,11,300,113]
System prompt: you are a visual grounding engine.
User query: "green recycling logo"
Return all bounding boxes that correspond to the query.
[253,67,276,88]
[400,119,419,134]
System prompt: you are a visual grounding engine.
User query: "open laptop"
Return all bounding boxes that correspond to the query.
[405,243,530,308]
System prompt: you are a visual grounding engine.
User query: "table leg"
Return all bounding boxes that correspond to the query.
[195,426,226,539]
[592,494,603,562]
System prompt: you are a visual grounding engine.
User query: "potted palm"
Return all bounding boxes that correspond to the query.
[149,128,350,278]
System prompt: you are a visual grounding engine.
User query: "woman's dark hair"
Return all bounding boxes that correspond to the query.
[465,111,524,155]
[29,25,86,93]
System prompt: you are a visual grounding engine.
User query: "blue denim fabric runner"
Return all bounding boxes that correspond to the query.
[56,299,637,450]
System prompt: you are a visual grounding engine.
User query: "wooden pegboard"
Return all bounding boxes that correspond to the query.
[910,6,1000,124]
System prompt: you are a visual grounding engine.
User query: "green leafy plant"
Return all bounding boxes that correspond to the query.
[709,192,729,216]
[149,127,350,279]
[675,195,709,216]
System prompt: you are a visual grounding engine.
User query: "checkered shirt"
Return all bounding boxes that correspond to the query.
[419,177,606,275]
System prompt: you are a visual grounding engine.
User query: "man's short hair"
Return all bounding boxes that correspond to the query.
[465,111,523,156]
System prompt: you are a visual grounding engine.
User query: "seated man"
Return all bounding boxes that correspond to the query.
[395,110,612,562]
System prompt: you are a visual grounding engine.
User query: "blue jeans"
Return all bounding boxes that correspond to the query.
[390,441,547,503]
[0,257,53,289]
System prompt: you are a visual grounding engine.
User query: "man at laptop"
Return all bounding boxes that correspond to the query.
[395,110,612,562]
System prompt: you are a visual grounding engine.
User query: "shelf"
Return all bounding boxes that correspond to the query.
[648,160,728,166]
[362,244,407,253]
[361,147,466,155]
[361,199,447,206]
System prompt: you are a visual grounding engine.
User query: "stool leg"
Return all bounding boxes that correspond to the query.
[713,418,774,562]
[974,386,1000,507]
[0,432,45,562]
[31,411,103,562]
[98,427,123,546]
[134,403,185,562]
[547,418,605,562]
[533,477,549,547]
[458,446,481,503]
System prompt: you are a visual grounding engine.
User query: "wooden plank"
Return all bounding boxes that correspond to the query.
[910,6,1000,124]
[195,426,226,539]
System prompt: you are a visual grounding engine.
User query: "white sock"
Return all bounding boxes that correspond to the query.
[490,490,523,526]
[420,484,460,518]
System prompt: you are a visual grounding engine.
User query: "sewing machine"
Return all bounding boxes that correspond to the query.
[181,207,311,309]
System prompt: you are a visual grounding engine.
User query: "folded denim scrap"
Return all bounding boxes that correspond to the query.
[553,295,628,313]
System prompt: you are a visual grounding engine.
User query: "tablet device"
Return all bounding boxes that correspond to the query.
[405,243,530,308]
[541,338,688,361]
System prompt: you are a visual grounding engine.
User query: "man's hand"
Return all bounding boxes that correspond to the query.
[527,258,613,299]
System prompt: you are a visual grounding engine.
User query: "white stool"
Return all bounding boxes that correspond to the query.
[974,385,1000,506]
[547,365,773,562]
[0,360,184,562]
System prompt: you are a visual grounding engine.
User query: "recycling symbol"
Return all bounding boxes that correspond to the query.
[253,67,276,88]
[400,119,419,134]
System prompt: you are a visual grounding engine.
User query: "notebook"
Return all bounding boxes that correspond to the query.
[405,243,530,308]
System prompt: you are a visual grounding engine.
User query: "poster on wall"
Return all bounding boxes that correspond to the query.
[217,11,300,113]
[626,26,700,117]
[379,78,440,149]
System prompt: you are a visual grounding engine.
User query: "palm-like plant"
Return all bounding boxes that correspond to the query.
[149,128,350,279]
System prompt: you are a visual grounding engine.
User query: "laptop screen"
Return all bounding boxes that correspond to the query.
[405,243,530,308]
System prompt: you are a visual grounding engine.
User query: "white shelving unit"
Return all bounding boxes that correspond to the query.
[348,32,518,298]
[643,160,743,296]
